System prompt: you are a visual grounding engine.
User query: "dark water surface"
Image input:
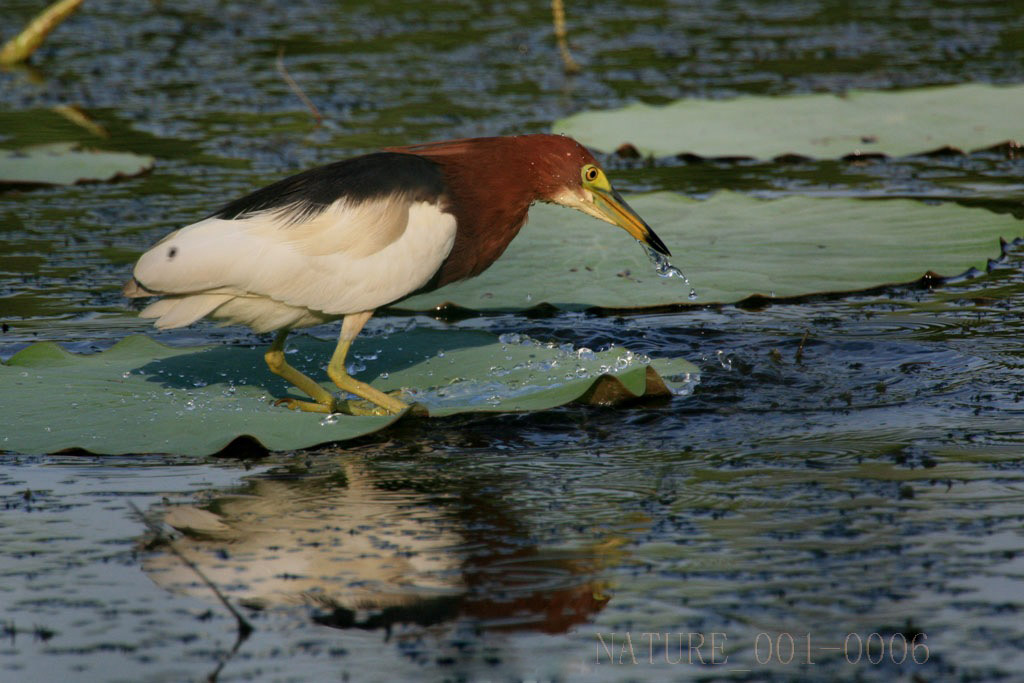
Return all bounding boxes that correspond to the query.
[3,1,1024,681]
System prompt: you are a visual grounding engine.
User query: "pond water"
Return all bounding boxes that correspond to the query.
[2,0,1024,681]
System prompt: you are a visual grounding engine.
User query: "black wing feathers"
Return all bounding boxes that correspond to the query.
[213,152,447,223]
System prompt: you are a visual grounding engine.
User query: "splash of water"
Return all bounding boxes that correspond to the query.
[643,245,698,300]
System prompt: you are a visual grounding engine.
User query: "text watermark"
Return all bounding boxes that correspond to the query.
[595,631,930,668]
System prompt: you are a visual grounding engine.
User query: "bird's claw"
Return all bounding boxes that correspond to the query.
[340,398,392,416]
[271,394,425,417]
[273,397,332,413]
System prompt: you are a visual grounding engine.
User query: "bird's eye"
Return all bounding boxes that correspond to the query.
[583,166,600,182]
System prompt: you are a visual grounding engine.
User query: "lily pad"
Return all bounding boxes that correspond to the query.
[0,141,154,187]
[553,83,1024,159]
[397,192,1023,311]
[0,332,697,456]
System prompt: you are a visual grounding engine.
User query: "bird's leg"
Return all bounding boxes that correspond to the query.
[265,329,339,414]
[326,311,410,416]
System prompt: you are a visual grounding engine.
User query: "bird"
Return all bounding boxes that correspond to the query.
[123,134,671,416]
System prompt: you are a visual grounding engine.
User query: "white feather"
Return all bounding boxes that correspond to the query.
[140,294,233,329]
[210,297,332,333]
[132,198,457,329]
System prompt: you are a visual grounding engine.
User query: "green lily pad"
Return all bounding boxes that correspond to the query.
[0,141,154,187]
[0,332,697,456]
[397,192,1023,311]
[553,83,1024,159]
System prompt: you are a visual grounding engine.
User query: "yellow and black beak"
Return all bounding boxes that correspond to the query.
[592,186,671,256]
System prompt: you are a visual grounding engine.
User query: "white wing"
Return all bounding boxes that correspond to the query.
[131,196,457,324]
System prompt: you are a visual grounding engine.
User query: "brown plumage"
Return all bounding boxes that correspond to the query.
[125,134,670,416]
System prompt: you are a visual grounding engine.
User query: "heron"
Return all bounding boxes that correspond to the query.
[124,134,670,416]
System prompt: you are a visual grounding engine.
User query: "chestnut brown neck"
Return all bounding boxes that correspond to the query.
[405,137,544,286]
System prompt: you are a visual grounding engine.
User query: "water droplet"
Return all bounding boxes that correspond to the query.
[192,379,207,388]
[184,399,197,411]
[525,293,533,302]
[379,371,389,379]
[121,371,131,379]
[320,413,340,426]
[688,288,698,300]
[644,245,686,279]
[643,244,698,299]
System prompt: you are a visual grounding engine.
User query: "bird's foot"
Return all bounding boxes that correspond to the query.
[339,398,395,416]
[273,397,334,414]
[341,391,427,417]
[272,392,425,417]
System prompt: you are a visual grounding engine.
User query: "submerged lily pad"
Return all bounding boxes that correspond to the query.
[0,332,697,456]
[0,141,154,187]
[397,192,1023,311]
[554,83,1024,159]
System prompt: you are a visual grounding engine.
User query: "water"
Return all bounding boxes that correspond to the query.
[3,0,1024,681]
[643,245,699,300]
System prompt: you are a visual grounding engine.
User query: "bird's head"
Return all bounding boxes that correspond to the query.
[531,135,671,257]
[392,134,670,257]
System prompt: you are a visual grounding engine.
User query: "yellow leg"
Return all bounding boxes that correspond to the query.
[264,329,338,414]
[326,312,409,416]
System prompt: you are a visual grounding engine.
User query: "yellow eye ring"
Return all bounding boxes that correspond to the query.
[583,165,600,182]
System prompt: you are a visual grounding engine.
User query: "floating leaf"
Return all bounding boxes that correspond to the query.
[0,142,154,187]
[554,83,1024,159]
[397,192,1023,311]
[0,332,697,456]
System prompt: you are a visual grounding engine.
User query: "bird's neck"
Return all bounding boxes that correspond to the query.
[413,138,544,287]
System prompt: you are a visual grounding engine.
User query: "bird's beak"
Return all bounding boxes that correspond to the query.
[592,186,671,256]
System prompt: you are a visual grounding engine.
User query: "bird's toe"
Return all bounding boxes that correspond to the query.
[272,397,333,414]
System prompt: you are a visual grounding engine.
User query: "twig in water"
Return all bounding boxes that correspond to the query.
[127,502,253,642]
[551,0,581,75]
[795,330,809,362]
[52,104,110,138]
[276,47,323,128]
[0,0,85,66]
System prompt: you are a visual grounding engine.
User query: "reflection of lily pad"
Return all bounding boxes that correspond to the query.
[0,142,154,187]
[398,192,1023,311]
[0,332,697,456]
[554,83,1024,159]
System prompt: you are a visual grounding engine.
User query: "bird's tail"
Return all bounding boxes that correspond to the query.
[122,277,154,298]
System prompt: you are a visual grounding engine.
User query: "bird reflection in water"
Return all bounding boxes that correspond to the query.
[139,459,621,646]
